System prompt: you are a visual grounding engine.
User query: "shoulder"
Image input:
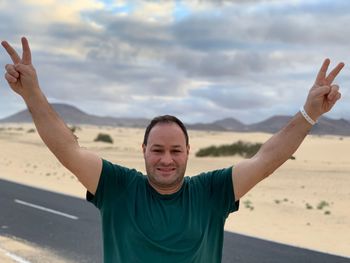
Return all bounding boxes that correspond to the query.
[186,167,233,193]
[191,167,233,182]
[101,159,144,179]
[87,159,145,207]
[96,159,146,193]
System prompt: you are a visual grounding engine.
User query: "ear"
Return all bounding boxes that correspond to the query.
[142,143,146,155]
[186,144,190,155]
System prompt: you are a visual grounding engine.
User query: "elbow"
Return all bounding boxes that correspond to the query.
[54,145,80,169]
[260,156,289,179]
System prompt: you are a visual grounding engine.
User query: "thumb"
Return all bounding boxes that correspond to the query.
[13,63,40,89]
[14,63,36,77]
[313,85,331,97]
[14,63,27,74]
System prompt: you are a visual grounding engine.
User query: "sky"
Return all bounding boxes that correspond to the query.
[0,0,349,124]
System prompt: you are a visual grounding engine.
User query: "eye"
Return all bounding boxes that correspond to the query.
[152,149,163,153]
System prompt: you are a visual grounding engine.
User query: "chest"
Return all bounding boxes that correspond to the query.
[107,183,215,248]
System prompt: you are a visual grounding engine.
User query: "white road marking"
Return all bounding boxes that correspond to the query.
[0,247,32,263]
[14,199,79,220]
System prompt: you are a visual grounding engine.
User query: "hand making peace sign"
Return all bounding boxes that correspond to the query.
[304,59,345,121]
[1,37,40,98]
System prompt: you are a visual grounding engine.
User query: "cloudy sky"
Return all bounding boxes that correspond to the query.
[0,0,349,124]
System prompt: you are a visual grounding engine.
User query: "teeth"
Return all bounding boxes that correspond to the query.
[158,168,175,171]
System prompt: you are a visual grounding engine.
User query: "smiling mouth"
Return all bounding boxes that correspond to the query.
[157,168,176,173]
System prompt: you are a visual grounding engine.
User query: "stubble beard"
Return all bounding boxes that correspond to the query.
[146,164,187,194]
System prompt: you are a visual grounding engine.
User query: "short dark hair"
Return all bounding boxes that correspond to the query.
[143,115,189,146]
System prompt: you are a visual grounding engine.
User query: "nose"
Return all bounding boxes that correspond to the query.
[160,151,173,165]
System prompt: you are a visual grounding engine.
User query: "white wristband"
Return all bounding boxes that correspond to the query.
[299,107,316,125]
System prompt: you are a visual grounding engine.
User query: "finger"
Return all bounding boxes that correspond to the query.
[5,64,20,78]
[327,84,340,101]
[315,58,330,85]
[313,85,331,97]
[21,37,32,65]
[328,92,341,108]
[5,72,18,83]
[1,41,21,64]
[14,63,30,74]
[325,62,345,85]
[336,92,341,101]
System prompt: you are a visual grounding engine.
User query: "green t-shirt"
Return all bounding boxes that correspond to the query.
[87,159,239,263]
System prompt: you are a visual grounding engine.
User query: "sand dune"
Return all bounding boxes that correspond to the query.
[0,123,349,261]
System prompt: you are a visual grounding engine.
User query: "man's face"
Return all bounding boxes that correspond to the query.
[143,122,190,195]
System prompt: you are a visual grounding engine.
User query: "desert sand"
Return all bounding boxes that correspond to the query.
[0,123,349,262]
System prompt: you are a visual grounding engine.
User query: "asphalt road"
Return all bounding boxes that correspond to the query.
[1,179,349,263]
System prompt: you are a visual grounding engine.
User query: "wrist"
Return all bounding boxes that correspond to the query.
[299,106,317,126]
[23,88,46,108]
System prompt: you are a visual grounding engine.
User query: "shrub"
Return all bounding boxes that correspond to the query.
[243,200,254,211]
[195,140,262,158]
[306,203,313,210]
[317,201,329,210]
[196,140,297,160]
[69,125,81,133]
[94,133,113,144]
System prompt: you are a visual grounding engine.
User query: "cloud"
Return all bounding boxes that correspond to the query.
[190,85,275,110]
[0,0,349,123]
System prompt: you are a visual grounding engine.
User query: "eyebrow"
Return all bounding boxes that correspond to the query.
[151,144,183,148]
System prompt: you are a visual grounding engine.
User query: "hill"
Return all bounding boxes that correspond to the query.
[0,103,149,128]
[1,103,350,136]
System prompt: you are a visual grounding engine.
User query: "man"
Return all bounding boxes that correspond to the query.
[2,37,344,262]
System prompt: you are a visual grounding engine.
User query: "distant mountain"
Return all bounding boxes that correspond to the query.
[187,122,230,131]
[236,115,350,136]
[1,103,350,136]
[247,115,291,133]
[313,117,350,136]
[0,103,150,128]
[212,118,248,132]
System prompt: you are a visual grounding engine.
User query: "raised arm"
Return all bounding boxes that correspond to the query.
[2,37,102,194]
[232,59,345,201]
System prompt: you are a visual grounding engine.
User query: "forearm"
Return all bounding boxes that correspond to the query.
[2,38,103,193]
[256,111,312,177]
[23,90,79,166]
[232,59,343,200]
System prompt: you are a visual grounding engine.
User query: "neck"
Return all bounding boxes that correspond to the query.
[148,179,184,195]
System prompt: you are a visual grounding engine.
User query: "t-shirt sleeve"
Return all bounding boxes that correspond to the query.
[86,159,135,209]
[202,166,239,218]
